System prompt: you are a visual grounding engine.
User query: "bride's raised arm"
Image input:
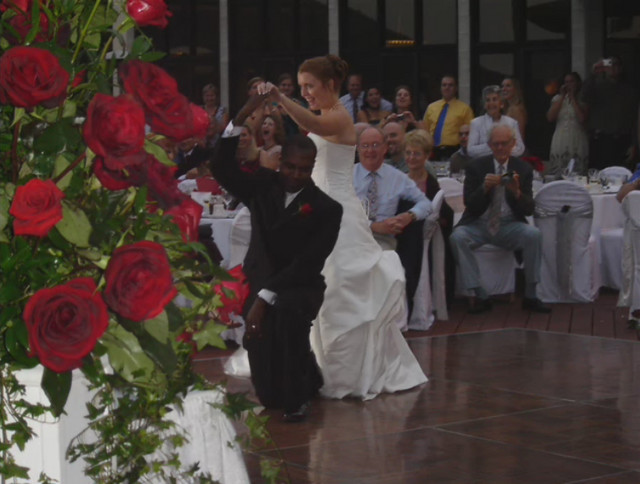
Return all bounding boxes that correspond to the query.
[258,81,354,143]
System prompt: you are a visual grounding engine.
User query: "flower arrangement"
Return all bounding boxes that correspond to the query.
[522,155,545,173]
[0,0,261,481]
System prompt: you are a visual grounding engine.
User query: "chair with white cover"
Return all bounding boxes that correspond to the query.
[225,207,251,270]
[597,195,625,290]
[600,165,633,185]
[444,178,517,297]
[438,177,464,225]
[221,207,252,345]
[618,191,640,318]
[534,181,600,302]
[409,190,448,330]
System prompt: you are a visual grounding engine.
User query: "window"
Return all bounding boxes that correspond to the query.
[385,0,415,45]
[422,0,457,45]
[479,0,514,43]
[345,0,379,50]
[526,0,567,41]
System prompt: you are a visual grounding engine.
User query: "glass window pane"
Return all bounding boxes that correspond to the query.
[476,53,513,111]
[230,0,262,53]
[345,0,378,50]
[479,0,514,43]
[300,0,328,51]
[267,0,294,51]
[526,0,567,41]
[422,0,457,45]
[196,1,219,56]
[385,0,414,45]
[607,16,640,39]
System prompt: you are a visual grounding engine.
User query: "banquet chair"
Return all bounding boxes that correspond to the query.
[441,179,517,297]
[600,165,633,185]
[225,207,251,270]
[598,193,626,290]
[534,181,599,302]
[438,177,464,225]
[408,190,448,330]
[618,191,640,317]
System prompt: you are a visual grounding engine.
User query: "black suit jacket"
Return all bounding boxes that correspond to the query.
[209,135,343,307]
[457,155,534,226]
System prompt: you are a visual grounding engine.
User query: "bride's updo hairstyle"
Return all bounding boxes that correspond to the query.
[298,54,349,93]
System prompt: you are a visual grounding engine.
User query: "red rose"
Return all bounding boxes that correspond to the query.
[104,241,177,322]
[6,11,52,44]
[166,198,202,242]
[71,69,86,89]
[126,0,172,29]
[24,278,109,373]
[190,104,210,141]
[93,157,145,191]
[119,60,196,141]
[10,179,65,237]
[83,93,147,170]
[298,203,313,216]
[0,46,69,109]
[0,0,30,13]
[144,154,183,210]
[214,265,250,325]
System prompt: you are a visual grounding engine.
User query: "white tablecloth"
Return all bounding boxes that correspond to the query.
[200,216,234,267]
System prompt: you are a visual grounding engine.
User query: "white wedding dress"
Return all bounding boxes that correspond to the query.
[308,133,427,400]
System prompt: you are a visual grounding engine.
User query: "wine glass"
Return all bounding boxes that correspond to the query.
[587,168,599,184]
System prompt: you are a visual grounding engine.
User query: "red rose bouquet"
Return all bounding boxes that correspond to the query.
[0,1,261,482]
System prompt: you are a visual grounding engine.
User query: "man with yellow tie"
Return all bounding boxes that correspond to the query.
[423,75,474,160]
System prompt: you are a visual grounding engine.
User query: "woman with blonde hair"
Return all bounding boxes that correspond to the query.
[258,55,427,400]
[501,77,527,140]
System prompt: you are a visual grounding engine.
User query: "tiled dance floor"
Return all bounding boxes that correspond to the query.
[195,329,640,483]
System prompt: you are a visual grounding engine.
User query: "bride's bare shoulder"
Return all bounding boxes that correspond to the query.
[323,108,356,145]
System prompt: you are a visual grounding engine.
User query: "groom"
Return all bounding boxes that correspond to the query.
[210,95,343,422]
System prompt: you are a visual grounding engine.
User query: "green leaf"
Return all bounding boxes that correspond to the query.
[143,138,174,167]
[143,312,169,344]
[33,122,66,154]
[192,321,227,351]
[129,35,153,58]
[52,154,72,190]
[102,325,161,387]
[57,201,92,248]
[41,368,72,418]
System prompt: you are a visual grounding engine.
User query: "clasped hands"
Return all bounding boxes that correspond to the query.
[371,212,413,236]
[484,172,521,198]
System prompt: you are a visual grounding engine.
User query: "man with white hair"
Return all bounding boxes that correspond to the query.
[450,123,549,314]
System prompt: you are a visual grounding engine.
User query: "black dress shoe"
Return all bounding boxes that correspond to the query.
[282,401,310,423]
[468,298,492,314]
[522,297,551,313]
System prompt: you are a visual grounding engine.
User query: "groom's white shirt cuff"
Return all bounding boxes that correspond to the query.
[222,121,242,138]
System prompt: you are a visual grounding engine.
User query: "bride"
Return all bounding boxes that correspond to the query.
[258,55,427,400]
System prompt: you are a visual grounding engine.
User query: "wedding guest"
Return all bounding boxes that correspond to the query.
[381,85,423,132]
[357,86,391,126]
[423,75,474,160]
[582,56,638,170]
[501,77,527,141]
[258,114,285,168]
[467,85,525,159]
[202,83,229,148]
[236,124,276,172]
[277,72,304,137]
[546,72,589,176]
[339,73,392,122]
[210,94,343,422]
[450,124,548,314]
[448,124,471,174]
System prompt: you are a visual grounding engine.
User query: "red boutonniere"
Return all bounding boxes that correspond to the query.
[522,156,545,173]
[298,203,313,216]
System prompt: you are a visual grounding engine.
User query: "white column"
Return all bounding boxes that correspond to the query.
[572,0,603,79]
[328,0,339,55]
[220,0,230,110]
[457,0,472,104]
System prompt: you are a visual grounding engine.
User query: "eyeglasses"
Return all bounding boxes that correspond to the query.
[489,140,513,148]
[359,142,383,150]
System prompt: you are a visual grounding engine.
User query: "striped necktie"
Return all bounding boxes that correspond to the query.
[366,172,379,221]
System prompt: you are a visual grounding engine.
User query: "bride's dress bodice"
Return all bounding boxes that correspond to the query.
[308,133,357,198]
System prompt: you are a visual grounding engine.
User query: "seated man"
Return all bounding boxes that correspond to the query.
[382,121,409,173]
[467,85,525,159]
[449,124,549,314]
[353,126,431,314]
[448,124,471,174]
